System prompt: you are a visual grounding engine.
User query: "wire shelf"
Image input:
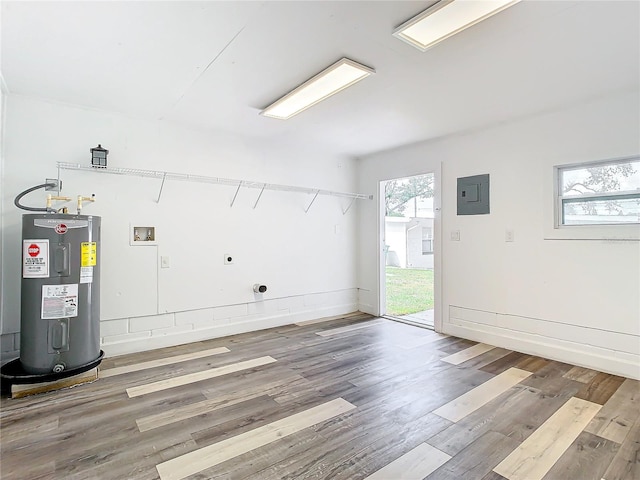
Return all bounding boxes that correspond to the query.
[57,162,372,212]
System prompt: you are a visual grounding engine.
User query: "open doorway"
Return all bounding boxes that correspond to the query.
[382,173,436,329]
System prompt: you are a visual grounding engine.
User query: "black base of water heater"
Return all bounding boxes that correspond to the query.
[0,350,104,394]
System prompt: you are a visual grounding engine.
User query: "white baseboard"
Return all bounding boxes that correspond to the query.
[102,303,358,358]
[442,321,640,380]
[357,304,378,316]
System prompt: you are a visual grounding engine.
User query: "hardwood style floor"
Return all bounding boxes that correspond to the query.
[1,314,638,480]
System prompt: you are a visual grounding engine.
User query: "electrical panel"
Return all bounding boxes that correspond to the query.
[457,174,490,215]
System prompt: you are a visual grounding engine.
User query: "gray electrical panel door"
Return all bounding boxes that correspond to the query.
[457,174,490,215]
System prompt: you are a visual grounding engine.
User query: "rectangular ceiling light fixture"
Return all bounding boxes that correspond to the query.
[261,58,374,120]
[393,0,520,52]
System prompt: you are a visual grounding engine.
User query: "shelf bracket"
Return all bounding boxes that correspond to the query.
[157,173,167,203]
[253,184,266,209]
[230,181,243,207]
[342,197,357,215]
[304,190,320,213]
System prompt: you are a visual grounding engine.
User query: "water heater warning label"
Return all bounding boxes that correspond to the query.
[80,266,93,284]
[23,239,49,278]
[41,284,78,319]
[81,242,97,267]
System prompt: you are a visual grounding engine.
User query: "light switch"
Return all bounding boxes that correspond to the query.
[505,229,515,242]
[161,256,170,268]
[451,230,461,241]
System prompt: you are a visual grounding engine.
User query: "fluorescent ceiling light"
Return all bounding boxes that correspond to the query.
[261,58,374,120]
[393,0,520,51]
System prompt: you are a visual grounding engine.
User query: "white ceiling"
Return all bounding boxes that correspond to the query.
[2,1,638,158]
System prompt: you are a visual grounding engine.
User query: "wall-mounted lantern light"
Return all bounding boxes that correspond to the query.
[90,144,108,168]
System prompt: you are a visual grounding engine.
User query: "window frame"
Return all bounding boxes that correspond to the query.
[555,156,640,229]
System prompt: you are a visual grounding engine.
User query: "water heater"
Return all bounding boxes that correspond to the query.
[20,213,101,374]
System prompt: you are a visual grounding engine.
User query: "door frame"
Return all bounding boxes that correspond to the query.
[377,164,443,332]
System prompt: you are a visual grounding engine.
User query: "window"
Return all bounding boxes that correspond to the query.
[556,157,640,226]
[422,227,433,254]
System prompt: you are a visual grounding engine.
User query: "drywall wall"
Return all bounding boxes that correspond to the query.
[0,85,6,353]
[357,90,640,379]
[1,94,362,361]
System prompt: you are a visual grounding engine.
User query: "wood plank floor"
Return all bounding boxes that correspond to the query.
[1,314,638,480]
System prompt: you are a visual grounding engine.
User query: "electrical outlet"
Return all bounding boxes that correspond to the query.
[224,254,234,265]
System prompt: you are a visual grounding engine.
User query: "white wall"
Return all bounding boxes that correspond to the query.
[407,219,434,269]
[1,95,361,361]
[384,218,409,268]
[0,83,7,356]
[357,90,640,379]
[384,218,434,269]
